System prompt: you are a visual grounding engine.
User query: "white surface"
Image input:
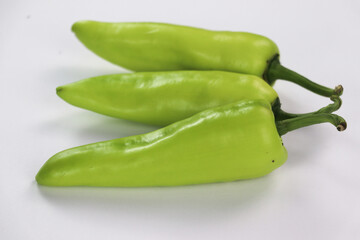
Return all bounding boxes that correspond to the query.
[1,0,360,239]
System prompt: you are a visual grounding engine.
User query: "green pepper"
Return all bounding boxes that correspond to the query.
[72,20,342,97]
[56,71,278,126]
[56,71,342,126]
[35,99,346,187]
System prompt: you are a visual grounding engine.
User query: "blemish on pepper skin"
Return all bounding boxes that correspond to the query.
[272,160,275,163]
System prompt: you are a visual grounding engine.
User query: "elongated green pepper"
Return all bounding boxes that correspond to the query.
[57,71,278,125]
[72,21,342,97]
[36,100,346,187]
[56,71,342,126]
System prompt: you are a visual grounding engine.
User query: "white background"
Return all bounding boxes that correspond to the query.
[1,0,360,239]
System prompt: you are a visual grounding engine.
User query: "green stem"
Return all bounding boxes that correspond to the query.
[276,113,347,136]
[263,54,343,97]
[272,95,342,121]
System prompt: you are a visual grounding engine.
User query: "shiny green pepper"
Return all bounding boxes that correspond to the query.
[35,99,346,187]
[56,71,342,126]
[72,21,342,97]
[56,71,278,126]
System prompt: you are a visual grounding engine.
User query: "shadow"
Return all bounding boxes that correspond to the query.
[75,116,160,140]
[35,110,159,142]
[40,64,129,86]
[272,84,336,167]
[282,128,326,167]
[36,176,274,221]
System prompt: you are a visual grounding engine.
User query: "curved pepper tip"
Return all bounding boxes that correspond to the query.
[71,20,89,33]
[71,22,79,33]
[35,170,45,185]
[35,162,55,186]
[56,86,63,95]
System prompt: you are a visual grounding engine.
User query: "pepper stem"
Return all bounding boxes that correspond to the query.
[273,95,342,121]
[276,113,347,136]
[263,54,343,97]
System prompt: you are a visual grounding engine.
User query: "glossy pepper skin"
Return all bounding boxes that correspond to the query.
[36,100,288,187]
[72,21,278,76]
[56,71,277,126]
[72,21,342,97]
